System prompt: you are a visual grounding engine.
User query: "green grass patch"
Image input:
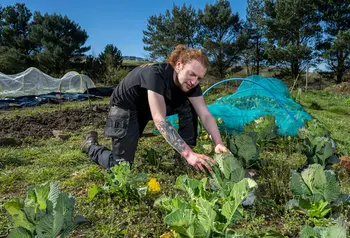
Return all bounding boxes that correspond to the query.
[1,90,349,237]
[0,97,109,120]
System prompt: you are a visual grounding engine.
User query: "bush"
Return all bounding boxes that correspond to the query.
[102,68,129,86]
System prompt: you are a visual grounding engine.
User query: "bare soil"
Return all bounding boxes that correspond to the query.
[0,105,109,145]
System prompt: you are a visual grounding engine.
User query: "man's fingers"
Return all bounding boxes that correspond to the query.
[203,155,216,165]
[198,163,210,175]
[194,163,205,174]
[201,160,212,173]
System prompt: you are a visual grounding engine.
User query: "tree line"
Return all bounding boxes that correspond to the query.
[143,0,350,83]
[0,3,126,85]
[1,1,349,84]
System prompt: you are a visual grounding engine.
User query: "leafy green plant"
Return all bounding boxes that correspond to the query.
[154,153,257,237]
[209,152,245,188]
[227,134,259,168]
[289,164,350,217]
[141,147,163,168]
[227,116,279,168]
[5,182,88,238]
[244,115,278,143]
[298,120,339,167]
[88,161,148,201]
[306,200,331,219]
[300,225,347,238]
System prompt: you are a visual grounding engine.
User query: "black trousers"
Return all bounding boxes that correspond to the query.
[88,101,198,169]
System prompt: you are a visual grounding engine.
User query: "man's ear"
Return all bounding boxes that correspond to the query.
[175,61,183,71]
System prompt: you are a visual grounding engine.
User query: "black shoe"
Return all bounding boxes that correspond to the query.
[80,131,99,153]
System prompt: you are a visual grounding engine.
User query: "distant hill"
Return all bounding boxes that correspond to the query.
[122,56,147,62]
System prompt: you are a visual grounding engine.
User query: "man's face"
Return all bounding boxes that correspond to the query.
[175,60,207,92]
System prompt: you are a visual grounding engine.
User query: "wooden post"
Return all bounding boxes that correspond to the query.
[305,64,309,92]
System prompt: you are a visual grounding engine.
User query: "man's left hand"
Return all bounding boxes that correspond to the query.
[214,144,231,153]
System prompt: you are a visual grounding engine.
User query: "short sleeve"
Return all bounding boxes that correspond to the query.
[139,66,166,95]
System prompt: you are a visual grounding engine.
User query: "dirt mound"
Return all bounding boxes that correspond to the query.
[0,104,110,143]
[324,82,350,94]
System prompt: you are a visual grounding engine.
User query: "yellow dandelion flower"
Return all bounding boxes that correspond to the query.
[148,178,161,192]
[160,230,174,238]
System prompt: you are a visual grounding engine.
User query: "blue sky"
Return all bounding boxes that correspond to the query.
[2,0,247,58]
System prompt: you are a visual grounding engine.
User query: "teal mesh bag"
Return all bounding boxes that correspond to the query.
[167,75,312,136]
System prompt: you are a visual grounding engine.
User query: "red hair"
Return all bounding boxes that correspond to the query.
[166,44,209,69]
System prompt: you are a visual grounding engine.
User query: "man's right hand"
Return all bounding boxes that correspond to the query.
[184,152,216,174]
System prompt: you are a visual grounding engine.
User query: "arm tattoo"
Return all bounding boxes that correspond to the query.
[156,120,186,153]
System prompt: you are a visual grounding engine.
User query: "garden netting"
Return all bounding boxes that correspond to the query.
[168,75,312,136]
[0,67,95,98]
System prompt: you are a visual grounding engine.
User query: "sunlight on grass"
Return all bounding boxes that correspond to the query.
[1,90,349,237]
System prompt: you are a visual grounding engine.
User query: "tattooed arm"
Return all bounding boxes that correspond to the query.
[148,90,216,173]
[147,90,192,157]
[156,120,188,155]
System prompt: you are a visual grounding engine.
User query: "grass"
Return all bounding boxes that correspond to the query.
[0,89,350,237]
[122,60,152,66]
[0,97,110,120]
[297,91,350,155]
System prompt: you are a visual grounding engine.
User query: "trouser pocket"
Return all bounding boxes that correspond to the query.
[104,106,130,138]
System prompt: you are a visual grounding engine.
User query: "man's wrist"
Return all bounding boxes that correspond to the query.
[215,142,224,147]
[180,148,192,159]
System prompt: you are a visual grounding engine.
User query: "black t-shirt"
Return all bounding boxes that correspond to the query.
[110,63,202,114]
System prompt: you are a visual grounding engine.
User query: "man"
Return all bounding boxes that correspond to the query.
[81,44,230,173]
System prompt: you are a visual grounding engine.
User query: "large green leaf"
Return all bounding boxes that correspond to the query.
[7,227,32,238]
[60,215,90,238]
[326,225,347,238]
[5,201,35,233]
[230,167,246,184]
[165,208,195,235]
[175,175,201,200]
[23,206,36,225]
[25,188,37,208]
[34,184,50,210]
[300,225,317,238]
[213,153,244,182]
[221,200,238,227]
[55,193,75,226]
[301,164,326,194]
[232,134,259,167]
[223,179,257,227]
[290,170,312,197]
[185,225,196,238]
[209,163,224,189]
[35,212,64,238]
[323,170,340,203]
[5,200,24,216]
[154,196,190,212]
[219,182,236,199]
[294,165,341,204]
[47,183,60,209]
[196,198,216,234]
[198,177,208,199]
[229,178,257,201]
[300,225,347,238]
[316,141,333,165]
[213,153,225,178]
